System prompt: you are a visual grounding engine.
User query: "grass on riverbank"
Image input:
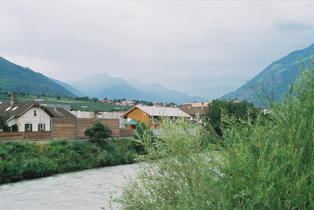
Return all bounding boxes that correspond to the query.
[0,138,140,184]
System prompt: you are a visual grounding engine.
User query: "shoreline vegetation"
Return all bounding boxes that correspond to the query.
[114,62,314,209]
[0,138,142,184]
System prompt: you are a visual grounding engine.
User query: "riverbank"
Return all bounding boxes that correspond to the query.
[0,138,142,184]
[0,162,142,210]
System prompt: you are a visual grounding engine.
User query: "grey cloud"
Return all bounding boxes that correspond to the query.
[1,1,314,101]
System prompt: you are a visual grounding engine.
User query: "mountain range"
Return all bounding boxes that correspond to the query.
[222,43,314,106]
[0,57,204,104]
[67,74,205,104]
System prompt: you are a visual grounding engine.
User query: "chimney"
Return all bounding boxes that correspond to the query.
[10,93,17,105]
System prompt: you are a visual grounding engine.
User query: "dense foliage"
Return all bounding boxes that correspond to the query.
[132,122,156,156]
[0,138,140,184]
[84,122,112,145]
[205,99,260,135]
[0,116,8,132]
[115,62,314,209]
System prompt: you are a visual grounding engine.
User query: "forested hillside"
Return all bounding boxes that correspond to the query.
[0,57,75,96]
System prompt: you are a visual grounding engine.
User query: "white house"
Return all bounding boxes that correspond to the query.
[0,101,76,132]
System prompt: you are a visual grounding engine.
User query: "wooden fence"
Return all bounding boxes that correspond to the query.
[0,118,132,142]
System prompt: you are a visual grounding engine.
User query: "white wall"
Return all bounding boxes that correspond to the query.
[7,107,51,132]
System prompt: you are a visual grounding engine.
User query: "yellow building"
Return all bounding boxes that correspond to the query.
[122,105,191,130]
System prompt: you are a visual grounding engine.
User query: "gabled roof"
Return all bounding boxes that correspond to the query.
[122,105,191,118]
[179,102,209,116]
[46,107,76,118]
[0,102,76,122]
[0,102,47,121]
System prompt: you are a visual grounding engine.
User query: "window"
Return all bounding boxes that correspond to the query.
[25,123,32,132]
[38,123,45,131]
[34,111,37,116]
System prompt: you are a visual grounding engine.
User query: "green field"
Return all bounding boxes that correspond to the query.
[0,91,132,112]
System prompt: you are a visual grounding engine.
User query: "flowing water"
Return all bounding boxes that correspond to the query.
[0,163,142,210]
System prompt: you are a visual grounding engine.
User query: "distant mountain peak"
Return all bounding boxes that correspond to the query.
[70,74,205,104]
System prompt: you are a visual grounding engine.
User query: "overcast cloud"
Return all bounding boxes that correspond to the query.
[1,0,314,100]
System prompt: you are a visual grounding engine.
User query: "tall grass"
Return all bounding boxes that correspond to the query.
[116,62,314,209]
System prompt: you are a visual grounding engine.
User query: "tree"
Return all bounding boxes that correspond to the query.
[84,122,112,144]
[205,99,260,135]
[0,115,9,132]
[132,122,155,154]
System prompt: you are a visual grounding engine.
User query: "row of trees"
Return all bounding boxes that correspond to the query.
[205,99,261,136]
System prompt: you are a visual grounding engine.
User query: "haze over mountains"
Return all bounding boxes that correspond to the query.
[68,73,205,104]
[222,43,314,106]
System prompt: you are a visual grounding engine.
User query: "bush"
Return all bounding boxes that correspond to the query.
[22,158,57,179]
[84,122,112,145]
[115,62,314,209]
[0,138,140,184]
[205,99,260,136]
[116,117,214,209]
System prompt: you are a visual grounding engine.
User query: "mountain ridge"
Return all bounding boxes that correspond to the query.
[222,43,314,106]
[68,74,205,104]
[0,57,75,96]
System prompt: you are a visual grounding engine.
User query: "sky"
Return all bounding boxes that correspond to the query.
[1,0,314,100]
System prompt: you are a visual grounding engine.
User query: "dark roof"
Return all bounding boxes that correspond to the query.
[0,102,76,121]
[46,107,76,118]
[0,102,45,121]
[179,103,208,117]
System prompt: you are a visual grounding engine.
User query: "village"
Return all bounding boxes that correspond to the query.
[0,94,210,141]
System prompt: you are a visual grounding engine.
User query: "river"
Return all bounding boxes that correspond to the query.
[0,163,142,210]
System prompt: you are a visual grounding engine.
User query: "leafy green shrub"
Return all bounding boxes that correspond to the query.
[0,160,24,183]
[84,122,112,145]
[22,158,57,179]
[0,138,141,183]
[205,99,260,136]
[132,122,153,155]
[97,150,111,166]
[213,64,314,209]
[116,62,314,209]
[116,117,214,209]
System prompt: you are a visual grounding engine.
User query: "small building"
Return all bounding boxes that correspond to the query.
[99,99,113,104]
[179,102,210,123]
[0,101,76,132]
[122,105,191,130]
[121,100,135,106]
